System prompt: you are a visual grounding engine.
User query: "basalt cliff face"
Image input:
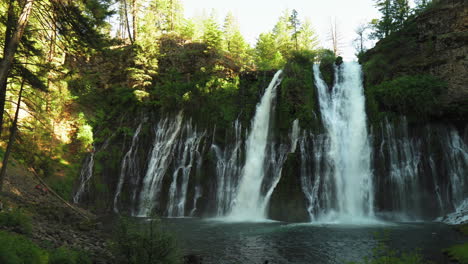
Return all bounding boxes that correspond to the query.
[361,0,468,120]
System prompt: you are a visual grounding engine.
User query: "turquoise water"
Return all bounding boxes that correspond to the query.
[162,218,465,264]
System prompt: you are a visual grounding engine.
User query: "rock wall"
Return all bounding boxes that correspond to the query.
[361,0,467,120]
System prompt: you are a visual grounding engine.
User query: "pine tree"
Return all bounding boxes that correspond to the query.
[255,33,285,70]
[222,12,250,65]
[272,10,294,59]
[289,9,300,51]
[202,14,223,51]
[371,0,393,39]
[392,0,411,28]
[297,19,320,51]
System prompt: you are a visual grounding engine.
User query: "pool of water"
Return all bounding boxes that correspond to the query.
[162,218,466,264]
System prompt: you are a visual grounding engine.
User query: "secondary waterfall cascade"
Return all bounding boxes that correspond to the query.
[227,70,283,221]
[166,123,205,217]
[376,118,468,220]
[135,112,205,217]
[73,153,95,204]
[113,122,143,213]
[311,62,374,222]
[73,138,111,204]
[211,120,243,216]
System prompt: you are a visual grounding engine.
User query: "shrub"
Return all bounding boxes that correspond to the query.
[317,49,336,88]
[0,231,48,264]
[111,217,181,264]
[371,74,447,117]
[0,208,33,234]
[445,244,468,264]
[49,247,91,264]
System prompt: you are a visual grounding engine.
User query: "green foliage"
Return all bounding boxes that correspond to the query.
[49,247,91,264]
[76,113,94,151]
[0,232,91,264]
[254,9,320,70]
[371,75,447,117]
[46,172,77,201]
[255,33,286,70]
[0,231,48,264]
[457,223,468,236]
[349,231,424,264]
[111,217,181,264]
[0,208,33,235]
[278,50,319,133]
[202,15,223,51]
[318,49,336,88]
[297,19,320,51]
[445,244,468,264]
[371,0,411,40]
[222,12,251,68]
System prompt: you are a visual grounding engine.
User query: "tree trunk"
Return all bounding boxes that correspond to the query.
[0,0,17,137]
[132,0,138,42]
[0,78,25,191]
[0,0,35,136]
[122,0,134,44]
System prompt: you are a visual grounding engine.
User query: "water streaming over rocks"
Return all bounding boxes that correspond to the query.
[311,62,374,222]
[75,62,467,223]
[113,122,143,213]
[227,70,283,221]
[73,138,111,204]
[211,120,243,216]
[374,117,468,220]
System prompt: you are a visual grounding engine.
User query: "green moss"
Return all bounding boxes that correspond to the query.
[49,247,91,264]
[0,231,91,264]
[277,50,321,134]
[457,224,468,236]
[0,208,33,235]
[349,231,424,264]
[318,49,336,88]
[369,74,447,119]
[0,231,48,264]
[445,244,468,264]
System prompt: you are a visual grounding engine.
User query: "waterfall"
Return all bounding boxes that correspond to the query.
[313,62,374,221]
[190,186,202,216]
[73,152,95,204]
[444,129,468,209]
[212,120,243,216]
[166,123,205,217]
[300,133,333,221]
[73,138,110,204]
[228,70,283,221]
[375,117,468,220]
[381,118,422,218]
[137,112,184,217]
[113,122,143,213]
[290,119,300,153]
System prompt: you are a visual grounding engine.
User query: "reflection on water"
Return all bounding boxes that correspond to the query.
[162,218,466,264]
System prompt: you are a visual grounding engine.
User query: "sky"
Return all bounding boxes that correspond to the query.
[181,0,381,60]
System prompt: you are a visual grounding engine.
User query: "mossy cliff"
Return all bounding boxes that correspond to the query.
[360,0,467,124]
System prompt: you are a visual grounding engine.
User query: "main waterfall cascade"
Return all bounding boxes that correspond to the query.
[306,62,374,222]
[76,62,467,223]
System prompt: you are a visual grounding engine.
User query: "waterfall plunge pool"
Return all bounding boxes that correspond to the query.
[160,218,465,264]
